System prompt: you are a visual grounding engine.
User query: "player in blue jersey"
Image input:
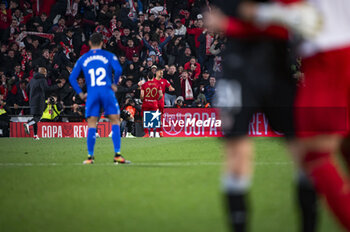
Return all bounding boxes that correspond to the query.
[69,33,130,164]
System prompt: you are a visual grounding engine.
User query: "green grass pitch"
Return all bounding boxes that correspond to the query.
[0,137,342,232]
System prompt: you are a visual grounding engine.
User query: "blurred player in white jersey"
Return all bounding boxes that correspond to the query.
[294,1,350,230]
[210,0,350,230]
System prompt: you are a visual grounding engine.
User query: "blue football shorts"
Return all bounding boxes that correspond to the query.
[85,89,120,118]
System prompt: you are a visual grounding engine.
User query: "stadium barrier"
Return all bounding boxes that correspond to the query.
[9,108,282,138]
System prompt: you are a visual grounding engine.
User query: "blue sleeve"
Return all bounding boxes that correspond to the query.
[69,58,83,94]
[159,36,172,48]
[110,53,122,85]
[138,0,143,12]
[142,38,153,50]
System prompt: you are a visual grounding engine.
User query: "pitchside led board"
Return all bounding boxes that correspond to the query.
[143,111,161,128]
[10,109,286,138]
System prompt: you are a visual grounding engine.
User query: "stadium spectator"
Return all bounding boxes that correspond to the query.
[32,49,51,72]
[174,18,187,36]
[165,36,183,65]
[197,69,210,86]
[66,76,86,122]
[32,13,51,33]
[204,76,216,104]
[174,96,185,108]
[0,2,12,42]
[184,57,201,79]
[191,92,208,108]
[186,17,204,53]
[116,31,144,61]
[69,103,84,122]
[180,70,194,102]
[164,65,180,106]
[0,92,10,137]
[0,0,228,122]
[176,46,192,67]
[6,79,29,115]
[120,96,139,138]
[116,77,142,107]
[142,30,174,65]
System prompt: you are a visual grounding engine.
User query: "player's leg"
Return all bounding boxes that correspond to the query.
[340,135,350,173]
[157,105,164,137]
[288,141,319,232]
[270,110,319,232]
[108,114,130,163]
[141,107,150,137]
[339,73,350,173]
[142,105,158,137]
[265,72,319,232]
[103,91,130,164]
[126,120,135,138]
[108,114,121,153]
[83,93,100,164]
[216,75,255,232]
[84,116,98,164]
[266,104,319,232]
[24,114,41,139]
[337,47,350,173]
[298,136,350,230]
[223,137,253,232]
[297,171,318,232]
[108,114,130,164]
[220,106,254,232]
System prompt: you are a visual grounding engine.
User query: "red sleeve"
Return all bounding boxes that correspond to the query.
[7,9,12,25]
[225,17,289,40]
[274,0,302,4]
[225,17,261,37]
[136,39,143,50]
[187,27,201,35]
[11,85,17,95]
[117,40,127,52]
[21,13,33,24]
[82,18,96,26]
[141,83,145,90]
[184,62,190,70]
[194,64,201,79]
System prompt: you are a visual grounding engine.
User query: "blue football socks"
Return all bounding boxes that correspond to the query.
[87,127,97,156]
[111,124,121,153]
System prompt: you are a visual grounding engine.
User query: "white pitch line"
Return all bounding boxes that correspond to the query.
[0,162,292,167]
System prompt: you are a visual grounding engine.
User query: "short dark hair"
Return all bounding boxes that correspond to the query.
[147,71,154,80]
[50,93,58,98]
[89,33,103,46]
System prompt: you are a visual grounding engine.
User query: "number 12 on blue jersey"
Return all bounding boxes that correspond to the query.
[88,67,106,87]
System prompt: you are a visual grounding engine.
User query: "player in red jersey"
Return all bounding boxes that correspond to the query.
[154,68,174,137]
[141,71,163,138]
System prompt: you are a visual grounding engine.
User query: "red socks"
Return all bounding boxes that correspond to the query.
[303,151,350,230]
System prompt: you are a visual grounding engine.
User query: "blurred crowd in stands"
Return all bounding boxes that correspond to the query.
[0,0,223,122]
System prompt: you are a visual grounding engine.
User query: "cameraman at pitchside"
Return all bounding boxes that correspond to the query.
[24,67,64,140]
[40,94,63,122]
